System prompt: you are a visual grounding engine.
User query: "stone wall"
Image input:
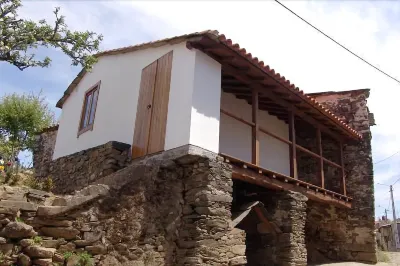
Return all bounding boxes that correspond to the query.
[4,145,246,266]
[233,181,308,266]
[33,137,131,194]
[247,191,308,266]
[33,125,58,175]
[305,89,376,264]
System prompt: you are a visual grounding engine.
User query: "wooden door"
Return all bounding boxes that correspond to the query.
[132,51,173,159]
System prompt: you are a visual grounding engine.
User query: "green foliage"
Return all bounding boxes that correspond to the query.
[0,251,4,263]
[15,216,23,223]
[22,173,54,191]
[8,171,19,185]
[63,251,74,260]
[63,251,93,266]
[0,91,55,161]
[22,172,41,189]
[0,0,103,70]
[31,235,42,245]
[42,176,54,192]
[78,251,94,266]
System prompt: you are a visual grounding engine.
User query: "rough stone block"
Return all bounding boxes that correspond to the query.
[40,227,79,240]
[24,246,55,258]
[0,201,37,212]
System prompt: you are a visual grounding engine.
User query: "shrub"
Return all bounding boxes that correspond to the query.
[32,236,42,245]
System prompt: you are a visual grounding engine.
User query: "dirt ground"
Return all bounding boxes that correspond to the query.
[318,252,400,266]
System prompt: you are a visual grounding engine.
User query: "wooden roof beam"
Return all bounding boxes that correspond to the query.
[222,65,344,142]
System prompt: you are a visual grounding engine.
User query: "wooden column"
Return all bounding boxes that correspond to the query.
[339,142,346,196]
[288,111,297,179]
[316,128,324,188]
[252,89,260,165]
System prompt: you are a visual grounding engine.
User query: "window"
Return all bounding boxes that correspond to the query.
[78,82,100,135]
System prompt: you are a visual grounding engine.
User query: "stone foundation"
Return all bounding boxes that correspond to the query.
[33,137,131,194]
[246,191,308,266]
[25,145,246,265]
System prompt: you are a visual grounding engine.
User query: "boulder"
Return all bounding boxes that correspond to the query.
[0,243,13,256]
[1,222,36,238]
[0,200,37,211]
[24,246,55,258]
[85,244,107,255]
[32,218,72,227]
[40,227,79,240]
[17,253,31,266]
[33,258,53,266]
[19,239,33,247]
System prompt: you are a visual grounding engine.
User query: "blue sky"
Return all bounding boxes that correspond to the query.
[1,0,400,218]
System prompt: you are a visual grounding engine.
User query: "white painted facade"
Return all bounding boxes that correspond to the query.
[53,42,289,176]
[53,43,222,159]
[219,92,290,175]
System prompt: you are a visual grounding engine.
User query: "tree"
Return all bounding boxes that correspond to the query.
[0,91,55,162]
[0,0,103,70]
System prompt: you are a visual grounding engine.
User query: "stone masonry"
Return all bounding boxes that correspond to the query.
[233,181,308,266]
[23,145,246,265]
[33,129,131,194]
[305,89,376,264]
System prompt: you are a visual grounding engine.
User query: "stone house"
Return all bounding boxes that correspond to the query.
[33,30,376,265]
[377,222,400,251]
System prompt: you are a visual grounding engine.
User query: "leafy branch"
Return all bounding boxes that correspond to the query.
[0,0,103,70]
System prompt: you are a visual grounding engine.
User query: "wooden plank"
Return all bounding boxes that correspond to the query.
[252,89,260,165]
[259,126,292,145]
[231,166,351,209]
[148,51,173,154]
[340,142,347,196]
[132,61,158,158]
[316,128,324,188]
[323,157,342,169]
[288,111,298,179]
[220,109,254,127]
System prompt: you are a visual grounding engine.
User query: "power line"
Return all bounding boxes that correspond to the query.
[274,0,400,85]
[374,151,400,165]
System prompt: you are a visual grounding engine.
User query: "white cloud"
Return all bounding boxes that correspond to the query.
[10,0,400,217]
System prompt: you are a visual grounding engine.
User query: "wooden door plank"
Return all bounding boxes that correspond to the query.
[132,61,158,158]
[147,51,173,154]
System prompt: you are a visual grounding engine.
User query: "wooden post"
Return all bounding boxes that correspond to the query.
[252,89,260,166]
[288,111,297,179]
[339,142,346,196]
[316,128,324,188]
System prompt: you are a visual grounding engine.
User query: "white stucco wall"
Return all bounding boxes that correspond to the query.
[219,92,290,175]
[189,51,221,153]
[53,42,196,159]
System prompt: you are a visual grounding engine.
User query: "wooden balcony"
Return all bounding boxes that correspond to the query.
[220,106,352,209]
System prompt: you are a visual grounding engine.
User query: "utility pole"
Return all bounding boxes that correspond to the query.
[390,185,400,249]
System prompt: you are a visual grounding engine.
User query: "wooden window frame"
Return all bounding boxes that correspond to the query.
[77,81,101,137]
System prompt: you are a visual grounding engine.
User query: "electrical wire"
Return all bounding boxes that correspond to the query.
[274,0,400,85]
[374,151,400,165]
